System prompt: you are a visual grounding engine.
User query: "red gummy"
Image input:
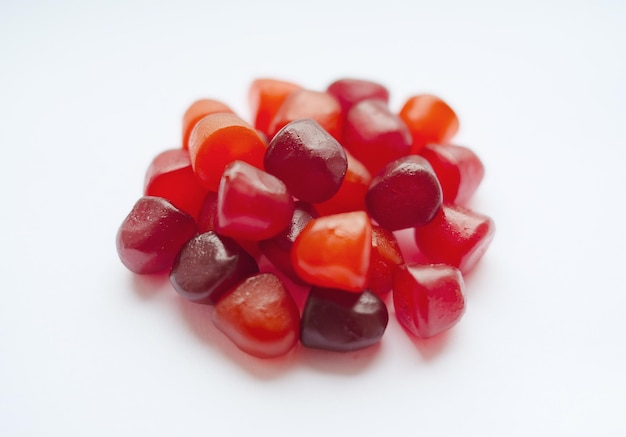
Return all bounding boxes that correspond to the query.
[366,155,442,231]
[268,89,342,140]
[313,150,371,216]
[326,78,390,116]
[216,160,294,241]
[116,196,197,274]
[291,211,372,292]
[414,204,495,274]
[393,264,465,339]
[212,273,301,358]
[367,225,404,297]
[169,231,259,305]
[144,148,208,219]
[300,287,388,352]
[258,201,318,283]
[343,98,412,176]
[419,143,485,204]
[399,94,459,153]
[197,191,218,233]
[265,119,347,203]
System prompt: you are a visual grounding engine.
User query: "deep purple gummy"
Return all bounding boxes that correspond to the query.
[265,118,347,203]
[259,201,318,283]
[169,231,259,305]
[366,155,442,231]
[300,287,389,352]
[116,196,198,274]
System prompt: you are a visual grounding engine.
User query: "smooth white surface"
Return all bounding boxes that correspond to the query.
[1,1,625,435]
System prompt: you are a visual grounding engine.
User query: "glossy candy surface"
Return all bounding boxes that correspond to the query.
[213,273,300,358]
[367,225,404,297]
[366,155,442,231]
[117,77,495,361]
[258,201,318,283]
[188,112,267,192]
[265,119,347,203]
[414,204,495,274]
[393,264,465,338]
[343,98,412,175]
[116,196,197,274]
[169,232,259,305]
[313,151,371,216]
[300,287,388,352]
[291,211,372,292]
[182,98,233,149]
[197,191,218,233]
[399,94,459,153]
[144,148,208,219]
[419,143,485,204]
[326,78,389,116]
[248,78,302,138]
[216,160,294,241]
[268,89,342,140]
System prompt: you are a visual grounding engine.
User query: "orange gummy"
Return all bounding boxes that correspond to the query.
[188,112,267,192]
[313,151,371,216]
[399,94,459,153]
[291,211,372,292]
[182,99,234,149]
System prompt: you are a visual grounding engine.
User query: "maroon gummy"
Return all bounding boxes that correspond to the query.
[169,231,259,305]
[300,287,388,352]
[265,119,347,203]
[366,155,442,231]
[116,196,197,274]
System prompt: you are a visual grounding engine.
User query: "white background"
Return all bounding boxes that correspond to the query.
[1,0,625,435]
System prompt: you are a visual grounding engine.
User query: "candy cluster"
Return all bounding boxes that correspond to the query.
[116,78,495,359]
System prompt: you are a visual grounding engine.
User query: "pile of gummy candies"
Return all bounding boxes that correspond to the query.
[116,78,495,359]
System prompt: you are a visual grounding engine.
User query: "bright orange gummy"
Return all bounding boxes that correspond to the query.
[291,211,372,292]
[188,112,267,192]
[248,78,302,138]
[268,89,342,140]
[182,99,234,149]
[399,94,459,153]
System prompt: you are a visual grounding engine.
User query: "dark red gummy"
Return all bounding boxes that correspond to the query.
[326,78,390,116]
[367,225,404,297]
[216,160,294,241]
[265,119,347,203]
[419,143,485,204]
[342,98,412,176]
[414,203,495,274]
[366,155,442,231]
[300,287,388,352]
[116,196,197,274]
[393,263,465,338]
[258,201,318,283]
[169,231,259,305]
